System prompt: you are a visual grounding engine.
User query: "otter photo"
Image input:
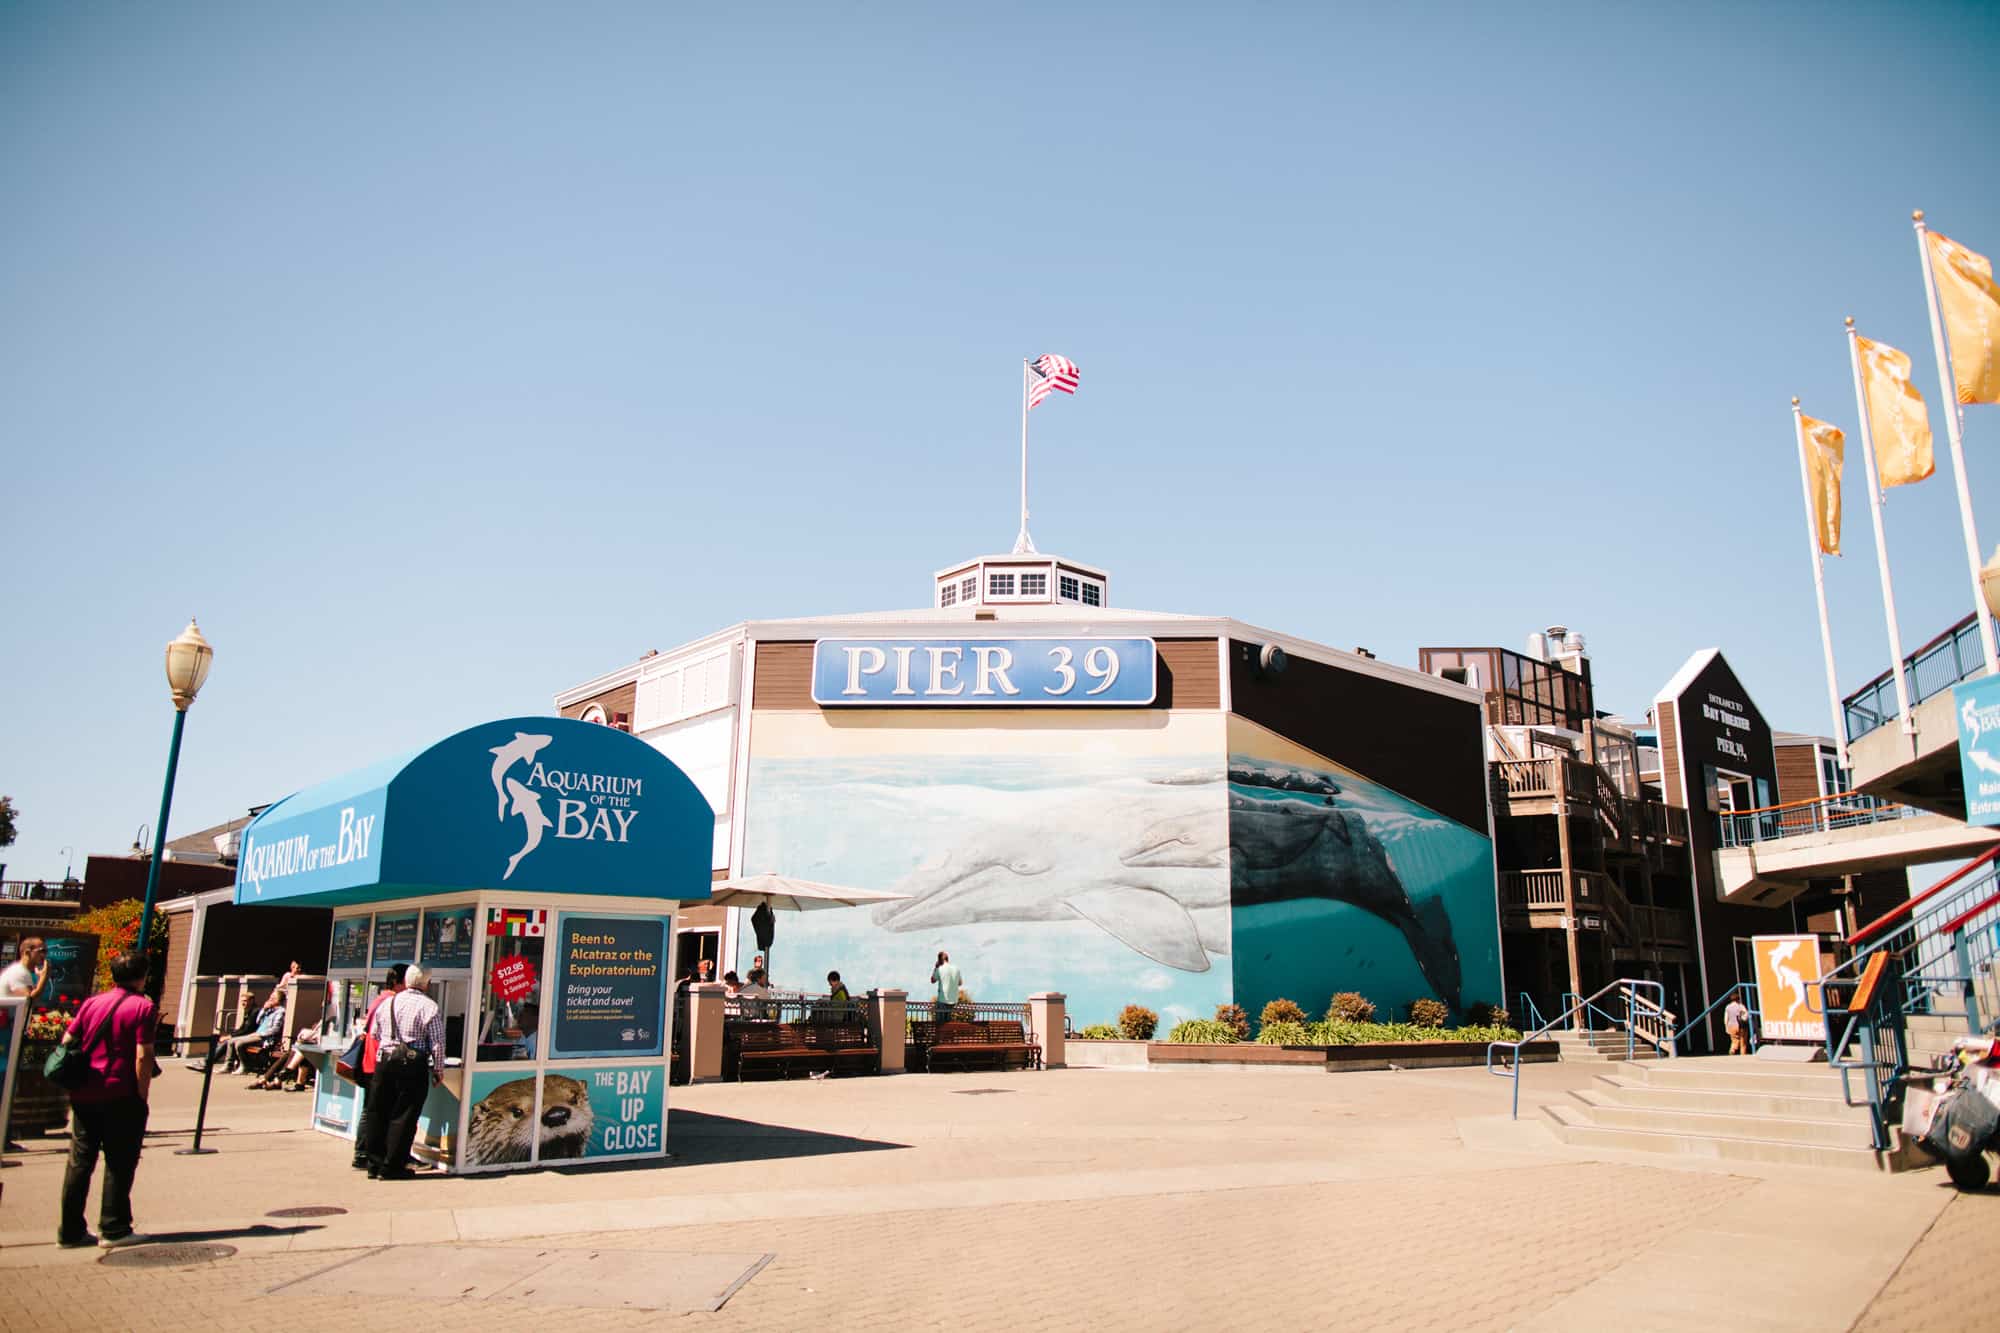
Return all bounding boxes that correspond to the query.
[464,1074,594,1166]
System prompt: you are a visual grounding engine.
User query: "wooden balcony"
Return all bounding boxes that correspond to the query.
[1499,871,1694,955]
[1491,759,1688,847]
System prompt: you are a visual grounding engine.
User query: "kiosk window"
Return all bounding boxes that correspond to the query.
[479,908,547,1063]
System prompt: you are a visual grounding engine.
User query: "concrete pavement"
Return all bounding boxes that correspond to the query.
[0,1061,1990,1330]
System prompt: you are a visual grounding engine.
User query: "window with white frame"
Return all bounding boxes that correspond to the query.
[1059,574,1081,602]
[1081,581,1102,607]
[940,582,958,607]
[988,572,1016,597]
[1020,572,1047,597]
[960,576,977,601]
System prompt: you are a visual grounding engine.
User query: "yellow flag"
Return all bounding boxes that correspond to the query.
[1800,414,1845,555]
[1927,229,2000,404]
[1856,335,1934,486]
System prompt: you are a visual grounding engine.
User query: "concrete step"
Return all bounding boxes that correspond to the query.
[1554,1043,1663,1062]
[1592,1073,1873,1124]
[1619,1058,1846,1098]
[1568,1089,1869,1148]
[1541,1103,1887,1172]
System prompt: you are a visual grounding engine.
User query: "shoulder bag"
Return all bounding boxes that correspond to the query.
[336,992,390,1083]
[45,994,133,1091]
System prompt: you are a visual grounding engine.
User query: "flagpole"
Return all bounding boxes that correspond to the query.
[1913,209,2000,674]
[1013,359,1035,554]
[1848,317,1917,740]
[1793,398,1850,769]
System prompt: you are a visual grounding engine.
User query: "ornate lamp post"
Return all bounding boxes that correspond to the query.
[135,620,215,952]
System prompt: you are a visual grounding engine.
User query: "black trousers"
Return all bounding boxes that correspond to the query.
[61,1097,149,1242]
[363,1059,430,1175]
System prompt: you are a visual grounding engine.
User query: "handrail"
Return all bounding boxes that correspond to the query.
[1843,611,1978,711]
[1674,981,1760,1054]
[1849,845,2000,947]
[1516,992,1549,1032]
[1489,977,1669,1119]
[1723,788,1884,819]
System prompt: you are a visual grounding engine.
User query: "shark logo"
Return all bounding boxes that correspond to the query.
[489,732,554,879]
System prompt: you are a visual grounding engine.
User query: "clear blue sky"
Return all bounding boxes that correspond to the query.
[5,3,1999,880]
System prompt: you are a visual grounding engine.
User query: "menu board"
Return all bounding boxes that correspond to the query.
[371,911,419,967]
[329,916,372,971]
[549,914,667,1059]
[422,907,475,969]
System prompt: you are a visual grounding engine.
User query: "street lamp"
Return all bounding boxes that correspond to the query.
[136,620,215,953]
[1982,546,2000,624]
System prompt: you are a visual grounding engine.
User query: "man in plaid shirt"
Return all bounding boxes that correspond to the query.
[363,963,446,1179]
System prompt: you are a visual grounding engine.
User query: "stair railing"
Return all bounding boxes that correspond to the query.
[1674,981,1760,1055]
[1620,984,1677,1054]
[1489,977,1668,1119]
[1516,992,1549,1033]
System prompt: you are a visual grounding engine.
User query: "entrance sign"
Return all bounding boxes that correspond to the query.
[812,637,1157,707]
[549,914,668,1059]
[1752,934,1826,1042]
[1955,676,2000,825]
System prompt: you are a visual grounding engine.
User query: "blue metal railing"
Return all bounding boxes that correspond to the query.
[1516,992,1549,1033]
[1842,611,1984,742]
[1560,990,1624,1032]
[1675,981,1760,1055]
[1489,979,1670,1119]
[1715,794,1920,849]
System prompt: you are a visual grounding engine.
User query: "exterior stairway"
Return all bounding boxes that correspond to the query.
[1542,1056,1909,1170]
[1549,1027,1665,1062]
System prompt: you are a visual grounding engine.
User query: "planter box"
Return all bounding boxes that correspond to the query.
[8,1046,73,1140]
[1063,1038,1560,1072]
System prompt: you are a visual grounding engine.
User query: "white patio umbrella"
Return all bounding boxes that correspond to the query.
[706,874,907,987]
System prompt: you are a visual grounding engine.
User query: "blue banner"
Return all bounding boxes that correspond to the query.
[1956,676,2000,825]
[812,637,1157,706]
[549,914,669,1059]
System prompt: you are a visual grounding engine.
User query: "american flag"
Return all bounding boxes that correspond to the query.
[1027,354,1079,410]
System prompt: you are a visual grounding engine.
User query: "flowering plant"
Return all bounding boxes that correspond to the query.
[26,1004,77,1044]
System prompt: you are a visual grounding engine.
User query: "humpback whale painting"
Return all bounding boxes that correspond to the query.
[738,720,1500,1026]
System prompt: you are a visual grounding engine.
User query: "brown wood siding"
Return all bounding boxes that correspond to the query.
[1658,706,1681,808]
[750,638,1219,710]
[560,681,637,726]
[161,912,194,1029]
[1774,741,1823,806]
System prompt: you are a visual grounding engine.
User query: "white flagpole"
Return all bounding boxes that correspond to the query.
[1913,209,1999,674]
[1013,359,1036,554]
[1793,398,1850,769]
[1848,317,1917,740]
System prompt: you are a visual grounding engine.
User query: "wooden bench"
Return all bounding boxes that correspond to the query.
[731,1021,878,1079]
[913,1019,1041,1072]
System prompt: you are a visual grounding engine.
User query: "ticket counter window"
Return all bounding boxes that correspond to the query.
[478,908,547,1063]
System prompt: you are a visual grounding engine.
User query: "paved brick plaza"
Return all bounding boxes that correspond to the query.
[1,1062,1992,1331]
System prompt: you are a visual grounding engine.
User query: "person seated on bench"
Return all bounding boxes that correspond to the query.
[250,1019,323,1091]
[198,988,286,1073]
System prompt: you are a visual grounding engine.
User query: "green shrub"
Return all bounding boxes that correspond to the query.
[1076,1024,1122,1040]
[1326,991,1376,1023]
[1214,1003,1251,1041]
[1409,998,1449,1029]
[1118,1004,1160,1040]
[1303,1019,1525,1045]
[1167,1018,1241,1044]
[1259,998,1307,1030]
[1256,1020,1312,1046]
[1465,1001,1510,1028]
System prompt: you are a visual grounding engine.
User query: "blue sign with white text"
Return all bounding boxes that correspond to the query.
[812,638,1157,706]
[1955,676,2000,826]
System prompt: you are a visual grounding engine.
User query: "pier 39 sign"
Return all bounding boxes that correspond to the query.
[811,637,1157,707]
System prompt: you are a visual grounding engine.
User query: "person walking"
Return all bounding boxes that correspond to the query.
[55,951,157,1248]
[363,963,444,1180]
[930,950,962,1022]
[1724,996,1752,1055]
[351,965,405,1170]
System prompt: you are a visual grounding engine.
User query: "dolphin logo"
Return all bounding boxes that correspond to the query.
[503,778,552,880]
[489,733,553,819]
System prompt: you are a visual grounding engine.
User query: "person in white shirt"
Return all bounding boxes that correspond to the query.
[1,938,50,1001]
[362,964,446,1180]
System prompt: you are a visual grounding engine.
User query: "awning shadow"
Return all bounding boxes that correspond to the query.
[535,1108,909,1176]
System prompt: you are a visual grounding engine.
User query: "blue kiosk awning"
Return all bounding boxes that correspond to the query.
[233,716,714,908]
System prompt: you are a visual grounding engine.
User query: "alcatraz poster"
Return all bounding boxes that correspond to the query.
[550,914,667,1059]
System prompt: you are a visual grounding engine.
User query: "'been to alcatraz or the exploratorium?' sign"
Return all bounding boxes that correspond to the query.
[1955,675,2000,826]
[811,638,1157,706]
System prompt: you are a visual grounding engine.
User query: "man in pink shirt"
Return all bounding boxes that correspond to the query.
[56,952,158,1248]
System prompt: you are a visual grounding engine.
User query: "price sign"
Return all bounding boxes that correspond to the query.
[491,955,537,1003]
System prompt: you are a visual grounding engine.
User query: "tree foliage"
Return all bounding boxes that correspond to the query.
[0,795,16,848]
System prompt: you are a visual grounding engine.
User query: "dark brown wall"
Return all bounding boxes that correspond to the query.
[1227,640,1489,831]
[1774,741,1824,806]
[194,904,334,977]
[749,639,1221,710]
[81,855,234,910]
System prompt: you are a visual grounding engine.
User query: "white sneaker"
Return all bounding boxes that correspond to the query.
[98,1233,151,1249]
